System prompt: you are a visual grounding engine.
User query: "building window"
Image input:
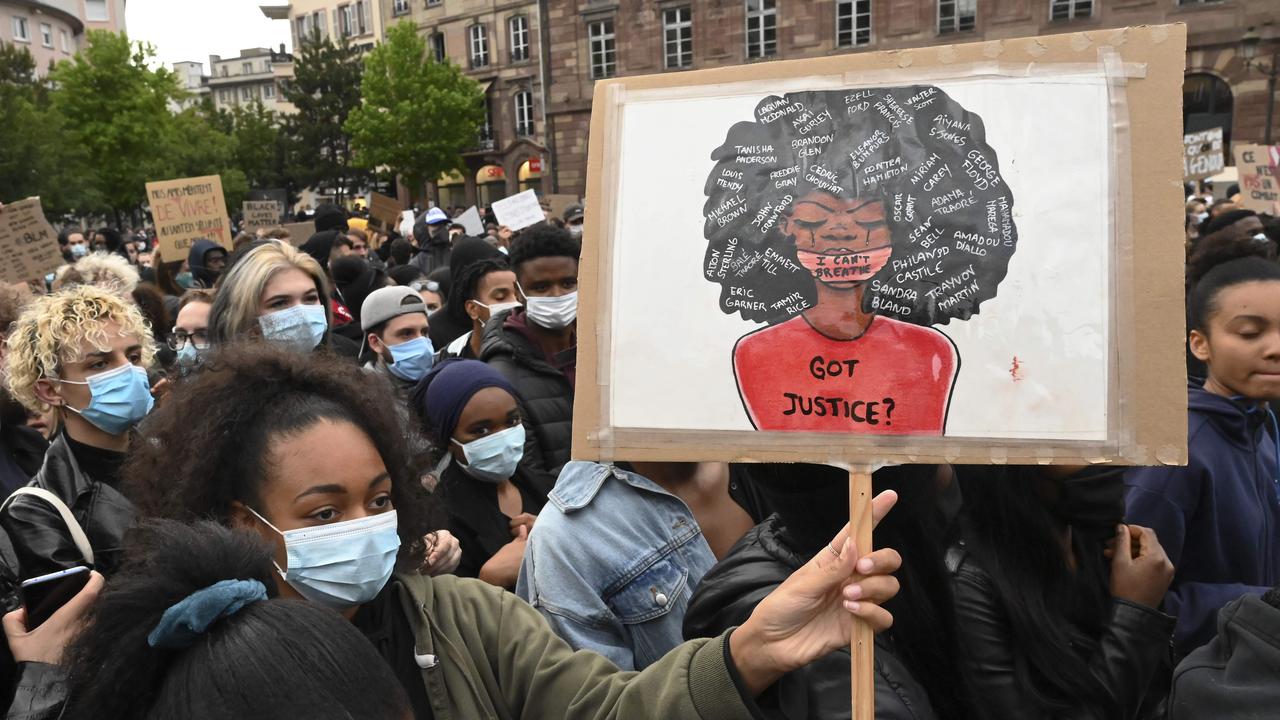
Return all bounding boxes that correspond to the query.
[39,23,52,47]
[431,32,446,62]
[938,0,976,34]
[1184,72,1233,151]
[59,29,69,53]
[393,0,410,15]
[355,0,368,34]
[427,0,442,6]
[240,87,252,101]
[663,7,693,69]
[478,100,494,146]
[509,16,529,63]
[469,24,489,68]
[263,83,275,99]
[745,0,777,59]
[242,61,253,74]
[84,0,108,22]
[220,65,228,77]
[339,5,352,36]
[836,0,871,46]
[515,90,534,136]
[312,11,326,39]
[1049,0,1092,19]
[588,19,616,79]
[11,16,29,42]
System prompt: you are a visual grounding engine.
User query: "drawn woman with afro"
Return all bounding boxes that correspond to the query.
[702,86,1017,434]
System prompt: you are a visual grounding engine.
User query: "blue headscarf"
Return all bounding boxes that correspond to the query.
[413,359,520,442]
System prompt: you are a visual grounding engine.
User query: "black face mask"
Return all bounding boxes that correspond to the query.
[1049,471,1126,542]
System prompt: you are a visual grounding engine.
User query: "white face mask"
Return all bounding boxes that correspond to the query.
[472,300,522,324]
[520,286,578,330]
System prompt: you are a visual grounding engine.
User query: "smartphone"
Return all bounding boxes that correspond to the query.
[20,566,91,629]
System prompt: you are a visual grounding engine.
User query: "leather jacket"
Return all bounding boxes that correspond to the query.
[0,435,135,599]
[948,543,1174,720]
[684,515,939,720]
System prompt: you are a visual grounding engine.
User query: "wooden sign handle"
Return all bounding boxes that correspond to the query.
[850,469,874,720]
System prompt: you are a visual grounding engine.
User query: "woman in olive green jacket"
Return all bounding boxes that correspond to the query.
[121,344,901,718]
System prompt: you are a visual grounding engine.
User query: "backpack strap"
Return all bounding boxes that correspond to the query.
[1,487,94,566]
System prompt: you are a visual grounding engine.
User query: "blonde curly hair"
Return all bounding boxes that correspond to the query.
[5,285,156,412]
[59,252,141,296]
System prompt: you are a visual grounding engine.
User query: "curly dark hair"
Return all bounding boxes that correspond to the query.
[444,256,511,329]
[122,342,439,569]
[62,520,410,720]
[508,223,580,276]
[702,85,1017,326]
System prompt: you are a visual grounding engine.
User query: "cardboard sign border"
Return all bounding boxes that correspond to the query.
[146,175,231,257]
[575,24,1189,467]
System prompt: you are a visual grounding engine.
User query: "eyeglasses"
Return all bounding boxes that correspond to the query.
[410,280,440,293]
[168,330,209,351]
[351,244,368,251]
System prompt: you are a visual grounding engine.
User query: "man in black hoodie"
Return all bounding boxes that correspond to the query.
[185,239,228,289]
[478,224,579,486]
[410,208,452,275]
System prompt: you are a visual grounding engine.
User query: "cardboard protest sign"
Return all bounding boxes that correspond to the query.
[1183,128,1224,181]
[0,198,64,284]
[278,221,317,245]
[242,200,282,232]
[1234,144,1280,215]
[576,25,1188,468]
[368,192,402,232]
[146,175,231,257]
[457,206,485,236]
[544,193,581,222]
[492,189,545,231]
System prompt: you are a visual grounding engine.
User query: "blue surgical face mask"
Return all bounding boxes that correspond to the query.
[58,364,154,435]
[247,507,400,610]
[259,304,327,353]
[386,336,435,383]
[69,244,89,258]
[453,424,525,483]
[175,271,194,289]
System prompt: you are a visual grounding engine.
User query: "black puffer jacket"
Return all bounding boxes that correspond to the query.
[0,435,134,597]
[684,515,939,720]
[1170,592,1280,719]
[477,309,572,489]
[949,544,1174,720]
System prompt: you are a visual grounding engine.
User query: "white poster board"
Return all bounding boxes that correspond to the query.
[576,26,1188,467]
[457,206,485,236]
[492,189,544,231]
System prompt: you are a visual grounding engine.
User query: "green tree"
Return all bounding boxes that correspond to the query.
[49,31,183,223]
[346,20,485,196]
[166,104,249,209]
[0,42,96,216]
[283,30,370,202]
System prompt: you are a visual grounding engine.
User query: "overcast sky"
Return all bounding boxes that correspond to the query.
[126,0,291,72]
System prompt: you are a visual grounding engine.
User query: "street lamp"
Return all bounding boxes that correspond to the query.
[1241,25,1277,145]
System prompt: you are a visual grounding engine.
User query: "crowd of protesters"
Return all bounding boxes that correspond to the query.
[0,180,1275,719]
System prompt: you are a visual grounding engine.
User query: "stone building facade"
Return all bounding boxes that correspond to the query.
[381,0,548,206]
[543,0,1279,196]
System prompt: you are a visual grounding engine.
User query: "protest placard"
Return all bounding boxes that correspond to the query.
[368,192,401,232]
[492,189,545,231]
[575,26,1188,720]
[146,175,231,257]
[1234,143,1280,215]
[242,201,282,232]
[1183,128,1224,181]
[0,198,64,284]
[456,206,485,236]
[278,221,317,245]
[543,193,581,222]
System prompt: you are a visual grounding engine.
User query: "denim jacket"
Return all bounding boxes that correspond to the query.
[515,461,717,671]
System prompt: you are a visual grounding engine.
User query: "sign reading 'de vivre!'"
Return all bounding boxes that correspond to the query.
[146,175,231,258]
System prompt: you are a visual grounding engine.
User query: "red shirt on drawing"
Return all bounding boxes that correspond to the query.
[733,314,958,434]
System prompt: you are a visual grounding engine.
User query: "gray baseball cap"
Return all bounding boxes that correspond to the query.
[361,286,427,333]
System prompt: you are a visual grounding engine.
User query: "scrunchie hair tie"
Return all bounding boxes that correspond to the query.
[147,579,269,649]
